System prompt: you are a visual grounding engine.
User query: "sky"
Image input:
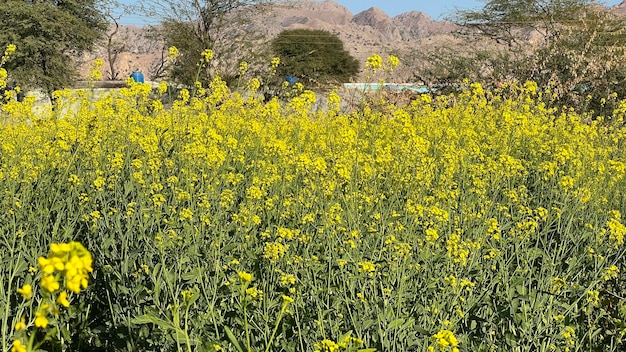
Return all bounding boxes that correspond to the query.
[115,0,625,26]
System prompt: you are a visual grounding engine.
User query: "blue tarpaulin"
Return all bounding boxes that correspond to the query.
[130,69,144,83]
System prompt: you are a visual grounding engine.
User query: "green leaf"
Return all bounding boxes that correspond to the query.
[338,330,353,344]
[505,332,518,347]
[171,329,194,345]
[388,318,405,330]
[224,326,244,352]
[183,292,200,308]
[510,298,520,315]
[12,256,28,276]
[60,325,71,342]
[413,326,430,335]
[131,314,177,331]
[182,268,202,282]
[221,243,237,252]
[360,319,375,330]
[402,317,415,330]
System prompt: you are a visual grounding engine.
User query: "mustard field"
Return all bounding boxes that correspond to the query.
[1,73,625,352]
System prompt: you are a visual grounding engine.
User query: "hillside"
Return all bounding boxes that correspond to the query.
[79,0,626,82]
[80,0,459,82]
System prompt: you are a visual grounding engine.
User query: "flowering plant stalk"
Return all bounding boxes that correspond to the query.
[10,242,92,352]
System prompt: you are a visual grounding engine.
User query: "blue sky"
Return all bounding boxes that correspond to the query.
[115,0,624,25]
[330,0,484,19]
[335,0,623,18]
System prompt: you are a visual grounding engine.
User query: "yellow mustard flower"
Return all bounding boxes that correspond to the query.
[14,316,26,331]
[38,257,55,274]
[17,284,32,300]
[56,291,70,308]
[431,329,459,349]
[40,275,60,293]
[245,287,262,299]
[315,339,340,352]
[11,339,27,352]
[237,271,253,283]
[270,57,280,69]
[201,49,213,63]
[602,265,619,281]
[263,241,287,263]
[358,261,376,276]
[34,311,48,329]
[168,46,179,61]
[365,54,383,72]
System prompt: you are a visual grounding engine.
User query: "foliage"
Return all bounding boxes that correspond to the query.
[0,0,107,94]
[416,0,626,115]
[138,0,276,86]
[1,50,626,351]
[271,29,359,86]
[454,0,594,47]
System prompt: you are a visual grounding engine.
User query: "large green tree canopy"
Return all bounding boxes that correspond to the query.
[0,0,107,93]
[271,29,359,86]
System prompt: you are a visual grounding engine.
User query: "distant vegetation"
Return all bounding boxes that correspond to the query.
[271,29,359,86]
[0,0,107,95]
[416,0,626,115]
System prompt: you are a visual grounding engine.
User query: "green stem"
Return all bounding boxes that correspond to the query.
[28,329,37,352]
[184,303,192,352]
[243,296,251,352]
[264,305,287,352]
[293,303,305,352]
[2,251,20,352]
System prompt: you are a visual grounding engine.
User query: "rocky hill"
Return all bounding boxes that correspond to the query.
[80,0,459,81]
[80,0,626,82]
[612,0,626,14]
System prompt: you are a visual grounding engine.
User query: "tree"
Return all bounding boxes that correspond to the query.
[137,0,277,85]
[412,0,626,113]
[271,29,359,86]
[0,0,108,94]
[455,0,593,48]
[104,13,125,81]
[415,0,626,113]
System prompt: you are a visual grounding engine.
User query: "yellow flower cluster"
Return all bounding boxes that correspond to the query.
[560,326,576,351]
[364,53,399,78]
[238,271,253,283]
[168,46,179,61]
[0,44,16,90]
[38,241,93,294]
[602,265,619,281]
[201,49,214,64]
[606,210,626,248]
[89,58,103,81]
[365,54,383,72]
[357,261,376,276]
[430,329,459,352]
[11,339,26,352]
[313,334,365,352]
[263,241,287,263]
[11,241,92,351]
[315,339,340,352]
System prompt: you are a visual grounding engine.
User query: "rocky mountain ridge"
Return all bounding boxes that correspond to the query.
[80,0,626,81]
[81,0,458,81]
